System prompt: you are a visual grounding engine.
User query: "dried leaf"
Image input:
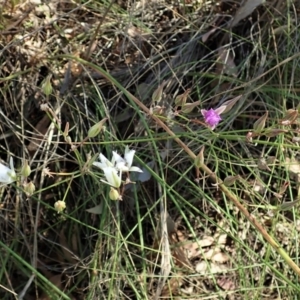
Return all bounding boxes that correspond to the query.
[216,48,238,77]
[40,274,63,300]
[138,160,155,182]
[86,204,104,214]
[211,252,230,263]
[257,157,271,171]
[203,248,229,262]
[27,115,51,152]
[183,241,201,259]
[195,261,228,274]
[217,277,236,290]
[292,136,300,143]
[278,181,289,196]
[215,234,227,245]
[229,0,266,28]
[285,157,300,182]
[199,236,215,247]
[285,157,300,175]
[172,247,193,270]
[276,198,300,212]
[161,274,183,297]
[136,82,151,102]
[59,228,78,264]
[202,27,219,43]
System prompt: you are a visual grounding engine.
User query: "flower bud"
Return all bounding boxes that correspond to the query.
[217,95,242,115]
[253,111,268,133]
[181,102,200,114]
[152,81,167,104]
[109,187,121,201]
[280,109,298,125]
[65,135,72,144]
[54,200,66,213]
[246,131,254,143]
[23,182,35,196]
[88,118,108,138]
[194,146,205,168]
[41,75,53,97]
[175,88,191,107]
[21,160,31,178]
[264,129,288,137]
[224,175,240,186]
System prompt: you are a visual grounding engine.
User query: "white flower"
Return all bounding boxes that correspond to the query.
[93,147,143,173]
[92,147,142,188]
[113,146,143,173]
[0,157,16,184]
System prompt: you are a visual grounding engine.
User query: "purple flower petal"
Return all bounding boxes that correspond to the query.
[201,108,222,130]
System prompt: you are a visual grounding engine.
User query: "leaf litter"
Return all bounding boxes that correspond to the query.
[0,0,300,299]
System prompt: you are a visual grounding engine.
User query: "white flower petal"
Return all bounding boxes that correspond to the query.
[129,166,143,173]
[116,161,128,171]
[124,147,135,168]
[92,162,107,170]
[102,167,121,188]
[0,162,16,184]
[99,153,113,167]
[112,151,124,164]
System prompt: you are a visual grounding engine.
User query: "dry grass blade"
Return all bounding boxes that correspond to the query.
[154,210,172,299]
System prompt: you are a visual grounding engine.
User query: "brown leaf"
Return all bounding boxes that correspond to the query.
[59,228,78,264]
[217,276,236,290]
[203,248,229,263]
[202,27,219,43]
[160,274,183,297]
[39,274,62,300]
[195,261,228,274]
[172,247,193,270]
[216,48,238,77]
[229,0,266,28]
[27,115,51,152]
[211,252,230,263]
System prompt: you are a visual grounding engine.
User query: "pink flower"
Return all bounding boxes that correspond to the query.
[201,108,222,130]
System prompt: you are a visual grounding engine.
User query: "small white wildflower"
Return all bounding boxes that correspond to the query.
[113,146,143,173]
[93,147,143,188]
[0,157,16,184]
